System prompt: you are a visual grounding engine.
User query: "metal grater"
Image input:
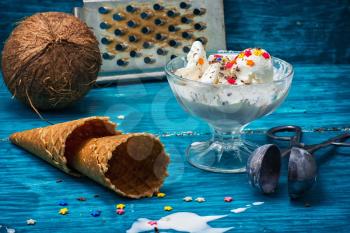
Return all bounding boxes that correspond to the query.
[74,0,226,83]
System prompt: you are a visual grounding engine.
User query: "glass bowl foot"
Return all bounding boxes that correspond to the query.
[186,139,257,173]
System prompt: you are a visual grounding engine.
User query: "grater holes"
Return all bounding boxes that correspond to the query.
[101,37,112,45]
[98,6,110,14]
[193,8,206,16]
[154,18,166,25]
[126,5,137,13]
[168,39,180,47]
[113,13,125,21]
[115,43,128,51]
[155,33,167,41]
[194,22,206,31]
[114,28,126,36]
[157,48,167,55]
[141,26,152,34]
[140,11,153,20]
[181,16,191,24]
[127,20,138,28]
[144,57,155,64]
[167,9,179,18]
[179,2,191,9]
[117,58,128,66]
[143,41,153,49]
[153,3,164,11]
[183,46,190,53]
[102,52,114,60]
[128,35,139,43]
[129,50,140,57]
[182,31,192,39]
[196,37,208,44]
[168,25,179,32]
[100,22,111,29]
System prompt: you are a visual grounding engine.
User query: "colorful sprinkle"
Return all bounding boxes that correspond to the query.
[214,54,223,58]
[148,221,158,226]
[253,49,263,56]
[183,196,193,202]
[198,58,204,65]
[91,210,102,217]
[116,203,125,209]
[225,61,235,69]
[157,192,166,198]
[116,209,125,215]
[227,77,236,85]
[58,200,68,206]
[237,53,245,59]
[195,197,206,202]
[59,208,69,215]
[262,52,270,59]
[246,60,255,67]
[77,197,86,201]
[26,219,36,225]
[244,49,252,57]
[164,206,173,211]
[224,197,233,202]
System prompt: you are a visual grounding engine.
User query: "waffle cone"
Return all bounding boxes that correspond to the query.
[10,117,170,198]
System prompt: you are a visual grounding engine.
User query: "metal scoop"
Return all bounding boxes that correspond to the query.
[247,126,350,198]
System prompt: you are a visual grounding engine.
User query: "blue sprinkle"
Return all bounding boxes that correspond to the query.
[58,200,68,206]
[91,210,102,217]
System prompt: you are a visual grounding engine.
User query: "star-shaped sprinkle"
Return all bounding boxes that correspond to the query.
[253,48,263,56]
[244,49,252,57]
[26,219,36,225]
[157,192,166,198]
[227,77,236,85]
[148,221,158,226]
[77,197,86,201]
[59,208,69,215]
[116,203,125,209]
[198,58,205,65]
[224,197,233,202]
[91,210,102,217]
[195,197,205,202]
[262,52,270,59]
[183,196,193,202]
[116,209,125,215]
[237,53,245,59]
[58,200,68,206]
[246,60,255,67]
[164,206,173,211]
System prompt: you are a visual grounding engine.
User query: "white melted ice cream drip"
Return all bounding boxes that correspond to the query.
[127,212,233,233]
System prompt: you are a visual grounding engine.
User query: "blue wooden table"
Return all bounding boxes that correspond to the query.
[1,1,350,232]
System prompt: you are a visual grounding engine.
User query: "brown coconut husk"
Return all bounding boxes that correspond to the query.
[1,12,101,110]
[10,117,170,198]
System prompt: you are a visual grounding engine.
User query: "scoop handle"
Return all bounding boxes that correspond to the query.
[307,133,350,154]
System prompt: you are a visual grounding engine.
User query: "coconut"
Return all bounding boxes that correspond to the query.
[1,12,101,110]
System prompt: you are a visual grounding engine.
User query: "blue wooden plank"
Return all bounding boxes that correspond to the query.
[1,132,350,232]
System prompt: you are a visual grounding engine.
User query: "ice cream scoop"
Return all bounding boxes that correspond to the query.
[175,41,208,80]
[232,48,273,84]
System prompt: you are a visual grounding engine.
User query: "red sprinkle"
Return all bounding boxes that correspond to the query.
[262,52,270,59]
[214,54,223,58]
[244,49,252,57]
[227,77,236,85]
[225,62,234,69]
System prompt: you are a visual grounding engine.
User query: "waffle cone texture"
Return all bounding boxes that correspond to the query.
[10,117,170,199]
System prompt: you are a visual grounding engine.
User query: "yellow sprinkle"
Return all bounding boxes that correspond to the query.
[253,49,263,56]
[157,193,166,198]
[116,204,125,209]
[164,206,173,211]
[59,208,69,215]
[237,53,244,59]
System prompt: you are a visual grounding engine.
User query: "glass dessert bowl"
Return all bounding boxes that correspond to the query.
[165,51,294,173]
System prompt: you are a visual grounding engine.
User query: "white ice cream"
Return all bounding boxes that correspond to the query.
[175,41,209,80]
[232,48,273,84]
